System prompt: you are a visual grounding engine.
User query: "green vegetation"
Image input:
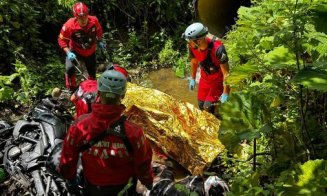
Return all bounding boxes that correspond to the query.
[219,0,327,194]
[0,0,191,103]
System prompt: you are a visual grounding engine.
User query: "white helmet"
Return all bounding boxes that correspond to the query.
[183,22,208,40]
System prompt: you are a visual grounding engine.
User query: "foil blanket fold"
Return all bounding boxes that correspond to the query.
[123,83,224,175]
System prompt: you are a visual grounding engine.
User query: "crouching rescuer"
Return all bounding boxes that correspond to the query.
[183,22,230,115]
[58,69,154,195]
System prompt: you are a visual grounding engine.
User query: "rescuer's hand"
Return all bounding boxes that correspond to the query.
[219,93,229,103]
[98,41,106,49]
[189,79,195,90]
[67,51,76,61]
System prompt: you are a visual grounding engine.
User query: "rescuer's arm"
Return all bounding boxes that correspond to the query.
[216,45,230,102]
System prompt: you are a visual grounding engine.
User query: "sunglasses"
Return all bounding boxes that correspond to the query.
[188,39,200,48]
[188,39,207,51]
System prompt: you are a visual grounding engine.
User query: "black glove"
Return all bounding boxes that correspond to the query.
[67,184,81,196]
[145,183,153,190]
[66,177,82,196]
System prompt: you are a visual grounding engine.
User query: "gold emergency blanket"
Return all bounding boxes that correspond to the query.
[122,83,225,175]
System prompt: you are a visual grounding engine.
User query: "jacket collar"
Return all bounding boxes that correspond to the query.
[91,103,126,118]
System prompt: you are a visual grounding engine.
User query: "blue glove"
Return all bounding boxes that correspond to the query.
[67,51,76,61]
[98,41,106,49]
[219,93,229,103]
[189,79,195,90]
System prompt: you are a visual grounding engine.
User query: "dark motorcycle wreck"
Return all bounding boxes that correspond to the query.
[2,97,74,196]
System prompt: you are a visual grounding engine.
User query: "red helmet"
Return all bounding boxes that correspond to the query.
[107,64,131,81]
[113,64,129,78]
[72,2,89,18]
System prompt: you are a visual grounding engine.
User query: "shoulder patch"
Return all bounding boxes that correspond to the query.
[215,45,229,64]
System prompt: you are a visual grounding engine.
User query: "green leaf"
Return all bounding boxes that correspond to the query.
[313,1,327,12]
[12,21,20,29]
[264,46,296,69]
[174,184,190,194]
[259,36,274,50]
[190,192,199,196]
[292,67,327,92]
[270,95,283,108]
[318,177,327,187]
[239,130,261,140]
[218,91,271,152]
[0,73,18,85]
[0,86,14,102]
[296,159,327,187]
[227,62,259,84]
[259,123,273,135]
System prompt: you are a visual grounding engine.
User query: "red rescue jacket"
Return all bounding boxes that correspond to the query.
[71,79,98,119]
[59,103,154,186]
[58,16,103,57]
[189,37,224,84]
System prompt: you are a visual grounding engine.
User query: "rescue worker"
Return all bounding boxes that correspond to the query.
[183,22,230,114]
[59,69,154,196]
[58,2,105,91]
[70,64,130,119]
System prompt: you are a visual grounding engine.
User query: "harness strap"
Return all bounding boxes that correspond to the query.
[117,177,134,196]
[207,36,216,52]
[87,102,92,113]
[200,36,219,75]
[106,116,133,154]
[79,116,133,153]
